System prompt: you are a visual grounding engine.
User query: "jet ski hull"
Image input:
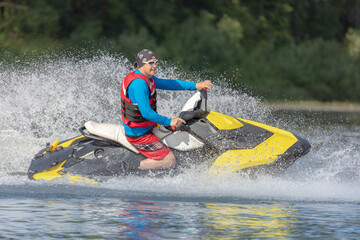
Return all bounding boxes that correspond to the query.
[28,112,311,182]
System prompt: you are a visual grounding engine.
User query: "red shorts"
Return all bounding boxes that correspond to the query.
[126,133,171,160]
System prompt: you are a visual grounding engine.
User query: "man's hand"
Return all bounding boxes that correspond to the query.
[170,117,186,128]
[196,80,213,90]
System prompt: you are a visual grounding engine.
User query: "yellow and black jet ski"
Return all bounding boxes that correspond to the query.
[28,90,310,183]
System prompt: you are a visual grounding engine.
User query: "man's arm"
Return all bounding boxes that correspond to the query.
[153,76,196,90]
[154,76,213,91]
[128,79,171,126]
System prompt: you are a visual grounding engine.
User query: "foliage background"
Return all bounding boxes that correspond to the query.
[1,0,360,102]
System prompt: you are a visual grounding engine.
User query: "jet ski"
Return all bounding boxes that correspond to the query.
[27,90,311,183]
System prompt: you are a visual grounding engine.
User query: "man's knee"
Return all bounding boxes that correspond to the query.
[163,151,176,168]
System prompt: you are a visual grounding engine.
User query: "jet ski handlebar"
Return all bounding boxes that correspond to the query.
[165,122,189,132]
[199,88,208,112]
[165,89,208,132]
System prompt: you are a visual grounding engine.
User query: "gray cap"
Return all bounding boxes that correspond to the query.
[134,49,157,68]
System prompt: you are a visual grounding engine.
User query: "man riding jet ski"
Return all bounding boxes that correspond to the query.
[27,49,310,182]
[28,88,311,182]
[120,49,213,171]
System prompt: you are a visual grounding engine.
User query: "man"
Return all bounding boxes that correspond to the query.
[121,49,213,171]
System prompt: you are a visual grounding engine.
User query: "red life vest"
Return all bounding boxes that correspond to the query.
[120,71,157,128]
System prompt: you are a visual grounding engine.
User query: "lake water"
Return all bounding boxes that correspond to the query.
[1,54,359,239]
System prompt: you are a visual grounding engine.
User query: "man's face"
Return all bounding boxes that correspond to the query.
[139,58,158,77]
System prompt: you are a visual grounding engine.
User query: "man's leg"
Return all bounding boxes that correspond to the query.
[126,133,175,171]
[139,151,175,170]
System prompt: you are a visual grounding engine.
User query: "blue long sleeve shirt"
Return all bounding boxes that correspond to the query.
[123,70,197,136]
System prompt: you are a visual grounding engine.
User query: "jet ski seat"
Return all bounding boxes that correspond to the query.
[84,121,139,154]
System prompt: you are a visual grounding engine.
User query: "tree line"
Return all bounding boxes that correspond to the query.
[1,0,360,101]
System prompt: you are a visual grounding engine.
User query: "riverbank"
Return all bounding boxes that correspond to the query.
[263,101,360,112]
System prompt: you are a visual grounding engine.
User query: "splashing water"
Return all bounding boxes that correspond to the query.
[0,53,359,203]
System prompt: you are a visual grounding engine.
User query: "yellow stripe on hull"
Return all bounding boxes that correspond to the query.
[33,160,98,184]
[33,135,98,184]
[59,135,85,148]
[67,175,98,184]
[206,111,244,129]
[209,117,298,175]
[33,160,66,181]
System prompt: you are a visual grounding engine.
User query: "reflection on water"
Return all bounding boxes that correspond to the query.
[2,198,359,239]
[117,200,177,239]
[203,203,295,239]
[115,201,297,239]
[1,198,296,239]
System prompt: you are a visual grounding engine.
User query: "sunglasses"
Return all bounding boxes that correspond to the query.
[143,60,158,66]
